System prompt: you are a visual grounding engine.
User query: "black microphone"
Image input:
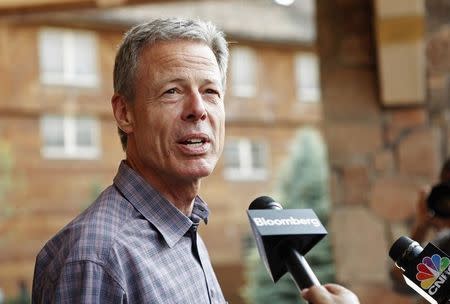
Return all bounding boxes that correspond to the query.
[389,236,450,304]
[247,195,327,291]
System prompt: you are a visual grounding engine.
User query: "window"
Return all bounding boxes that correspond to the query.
[40,115,100,159]
[295,53,321,102]
[223,139,268,180]
[231,47,257,97]
[38,28,99,87]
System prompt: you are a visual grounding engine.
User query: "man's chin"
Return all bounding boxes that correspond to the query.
[187,168,213,179]
[180,163,215,180]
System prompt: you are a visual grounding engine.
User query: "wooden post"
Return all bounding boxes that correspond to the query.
[374,0,426,106]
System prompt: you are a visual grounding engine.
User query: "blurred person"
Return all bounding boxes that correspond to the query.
[301,284,360,304]
[408,158,450,251]
[391,158,450,300]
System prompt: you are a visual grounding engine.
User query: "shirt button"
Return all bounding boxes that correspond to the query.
[210,289,215,298]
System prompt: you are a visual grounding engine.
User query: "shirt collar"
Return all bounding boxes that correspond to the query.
[113,160,210,248]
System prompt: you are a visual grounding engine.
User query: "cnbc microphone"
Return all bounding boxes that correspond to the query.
[247,196,327,291]
[389,236,450,304]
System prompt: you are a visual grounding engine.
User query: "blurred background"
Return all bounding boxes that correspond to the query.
[0,0,449,303]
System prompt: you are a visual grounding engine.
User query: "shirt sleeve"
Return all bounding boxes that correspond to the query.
[33,260,127,304]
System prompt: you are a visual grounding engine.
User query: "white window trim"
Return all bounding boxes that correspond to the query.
[40,115,101,160]
[233,84,257,98]
[231,47,257,98]
[39,28,99,88]
[224,139,268,181]
[295,53,321,103]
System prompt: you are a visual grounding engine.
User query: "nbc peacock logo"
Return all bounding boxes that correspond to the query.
[416,254,450,290]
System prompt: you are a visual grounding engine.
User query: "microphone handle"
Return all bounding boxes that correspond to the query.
[285,247,321,291]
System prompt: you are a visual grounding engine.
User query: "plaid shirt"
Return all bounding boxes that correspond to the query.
[32,161,226,304]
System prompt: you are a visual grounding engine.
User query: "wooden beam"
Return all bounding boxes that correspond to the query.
[95,0,128,8]
[374,0,426,106]
[0,0,166,14]
[0,0,91,10]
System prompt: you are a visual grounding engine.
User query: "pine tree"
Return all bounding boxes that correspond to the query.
[243,127,335,304]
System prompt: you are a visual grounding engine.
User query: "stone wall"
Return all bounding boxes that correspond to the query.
[426,0,450,157]
[316,0,449,303]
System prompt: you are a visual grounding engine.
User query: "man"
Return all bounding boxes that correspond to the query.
[33,18,228,304]
[32,18,359,304]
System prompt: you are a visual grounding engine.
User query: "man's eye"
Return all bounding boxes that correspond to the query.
[164,88,177,94]
[205,89,220,96]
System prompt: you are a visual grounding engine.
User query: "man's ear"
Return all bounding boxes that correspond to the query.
[111,93,134,134]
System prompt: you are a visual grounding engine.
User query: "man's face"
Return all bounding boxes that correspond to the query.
[128,40,225,184]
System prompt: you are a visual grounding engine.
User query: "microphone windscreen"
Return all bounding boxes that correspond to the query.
[389,236,414,262]
[249,196,283,210]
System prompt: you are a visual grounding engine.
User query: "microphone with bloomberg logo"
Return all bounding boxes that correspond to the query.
[247,195,327,291]
[389,236,450,304]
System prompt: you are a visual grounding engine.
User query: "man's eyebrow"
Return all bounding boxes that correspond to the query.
[157,77,222,87]
[162,77,185,84]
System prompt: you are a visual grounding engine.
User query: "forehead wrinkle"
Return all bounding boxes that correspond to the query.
[152,62,221,88]
[155,56,220,82]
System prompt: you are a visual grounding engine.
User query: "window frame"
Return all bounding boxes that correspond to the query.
[40,114,101,160]
[230,46,257,98]
[223,138,268,181]
[295,52,321,103]
[38,27,99,88]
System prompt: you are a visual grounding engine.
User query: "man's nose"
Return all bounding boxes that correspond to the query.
[182,91,207,122]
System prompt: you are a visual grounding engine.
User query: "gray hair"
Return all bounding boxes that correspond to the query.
[113,18,229,150]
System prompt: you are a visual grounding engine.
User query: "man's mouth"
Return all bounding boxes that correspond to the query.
[181,138,207,147]
[177,134,211,154]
